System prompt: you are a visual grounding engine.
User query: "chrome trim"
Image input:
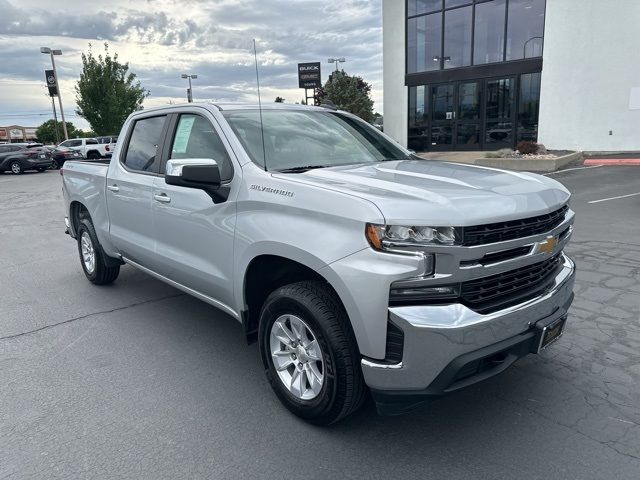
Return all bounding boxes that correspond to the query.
[165,158,218,177]
[122,256,240,320]
[389,253,574,330]
[361,359,404,370]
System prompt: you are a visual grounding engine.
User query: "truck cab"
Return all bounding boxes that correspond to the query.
[62,103,575,424]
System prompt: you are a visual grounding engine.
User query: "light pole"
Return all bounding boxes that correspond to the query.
[523,36,543,59]
[327,57,346,72]
[181,74,198,102]
[40,47,68,140]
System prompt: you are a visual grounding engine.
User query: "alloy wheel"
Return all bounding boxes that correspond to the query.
[80,231,96,274]
[269,314,325,400]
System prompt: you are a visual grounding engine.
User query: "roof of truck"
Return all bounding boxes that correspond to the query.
[135,102,338,115]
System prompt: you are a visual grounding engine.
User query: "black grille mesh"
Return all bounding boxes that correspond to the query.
[461,205,568,246]
[460,254,563,314]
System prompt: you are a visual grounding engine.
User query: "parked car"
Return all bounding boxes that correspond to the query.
[58,138,107,159]
[0,143,52,174]
[45,146,84,169]
[96,136,118,158]
[372,115,383,132]
[62,103,575,424]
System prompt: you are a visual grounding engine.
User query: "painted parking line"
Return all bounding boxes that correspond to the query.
[588,192,640,204]
[545,165,603,176]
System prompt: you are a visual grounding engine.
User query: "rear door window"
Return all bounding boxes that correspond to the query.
[86,138,98,145]
[123,116,167,173]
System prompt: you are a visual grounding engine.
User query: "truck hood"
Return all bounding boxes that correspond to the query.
[275,160,570,226]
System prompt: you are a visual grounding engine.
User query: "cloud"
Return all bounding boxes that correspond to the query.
[0,0,383,130]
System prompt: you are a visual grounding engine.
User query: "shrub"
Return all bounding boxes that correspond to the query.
[517,141,539,155]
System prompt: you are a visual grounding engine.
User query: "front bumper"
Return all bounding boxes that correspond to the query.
[362,253,575,413]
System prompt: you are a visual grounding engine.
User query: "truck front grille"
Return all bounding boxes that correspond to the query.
[461,205,568,246]
[460,253,563,314]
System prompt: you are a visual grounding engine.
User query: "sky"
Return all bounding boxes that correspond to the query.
[0,0,383,131]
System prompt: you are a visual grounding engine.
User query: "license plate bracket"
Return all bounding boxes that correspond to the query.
[535,315,567,353]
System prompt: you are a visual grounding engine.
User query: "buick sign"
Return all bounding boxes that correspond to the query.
[298,62,321,89]
[45,69,58,97]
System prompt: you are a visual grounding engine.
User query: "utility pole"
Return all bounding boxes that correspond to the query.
[41,47,68,140]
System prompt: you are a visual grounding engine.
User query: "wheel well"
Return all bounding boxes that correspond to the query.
[69,201,90,236]
[243,255,335,343]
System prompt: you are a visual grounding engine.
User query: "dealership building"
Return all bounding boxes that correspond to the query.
[383,0,640,152]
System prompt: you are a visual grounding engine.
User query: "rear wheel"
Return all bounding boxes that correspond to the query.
[76,218,120,285]
[10,161,22,174]
[259,281,366,425]
[87,151,100,160]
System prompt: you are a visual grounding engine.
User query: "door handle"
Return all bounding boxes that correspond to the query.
[107,185,119,192]
[154,193,171,203]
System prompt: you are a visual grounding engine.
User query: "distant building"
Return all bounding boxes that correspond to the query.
[383,0,640,152]
[0,125,38,143]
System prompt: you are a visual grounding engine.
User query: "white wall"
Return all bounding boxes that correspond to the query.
[539,0,640,151]
[383,0,408,147]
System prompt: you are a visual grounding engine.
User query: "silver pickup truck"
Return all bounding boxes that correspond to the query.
[62,103,575,424]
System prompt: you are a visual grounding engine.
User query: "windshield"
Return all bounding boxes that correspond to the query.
[222,109,411,171]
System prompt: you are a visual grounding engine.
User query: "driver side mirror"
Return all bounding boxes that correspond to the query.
[165,158,229,203]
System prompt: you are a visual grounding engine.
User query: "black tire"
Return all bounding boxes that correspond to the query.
[76,218,120,285]
[10,161,22,174]
[50,159,60,169]
[259,281,366,425]
[87,151,100,160]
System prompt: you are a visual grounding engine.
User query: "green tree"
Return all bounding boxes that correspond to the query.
[274,96,285,103]
[75,43,149,135]
[35,120,78,144]
[316,70,375,123]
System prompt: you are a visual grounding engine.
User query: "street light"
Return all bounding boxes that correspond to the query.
[327,57,346,72]
[40,47,68,140]
[523,36,543,59]
[181,73,198,102]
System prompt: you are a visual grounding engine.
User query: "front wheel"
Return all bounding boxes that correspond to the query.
[76,218,120,285]
[50,159,60,169]
[259,281,366,425]
[10,161,22,174]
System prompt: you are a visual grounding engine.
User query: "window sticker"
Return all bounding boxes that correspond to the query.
[173,116,195,153]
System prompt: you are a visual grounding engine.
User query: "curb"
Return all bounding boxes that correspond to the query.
[584,159,640,166]
[474,151,582,173]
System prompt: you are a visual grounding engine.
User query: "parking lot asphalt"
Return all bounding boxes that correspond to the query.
[1,166,639,479]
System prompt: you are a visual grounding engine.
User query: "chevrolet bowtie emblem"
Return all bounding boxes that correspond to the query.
[538,235,558,254]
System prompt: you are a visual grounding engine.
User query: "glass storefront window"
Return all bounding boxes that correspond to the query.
[409,86,430,151]
[486,78,514,119]
[473,0,506,65]
[445,0,470,7]
[458,82,480,119]
[518,72,541,142]
[506,0,545,60]
[408,13,442,73]
[443,6,472,69]
[457,124,480,146]
[408,0,442,16]
[485,121,513,146]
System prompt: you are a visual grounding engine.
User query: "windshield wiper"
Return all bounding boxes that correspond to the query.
[277,165,327,173]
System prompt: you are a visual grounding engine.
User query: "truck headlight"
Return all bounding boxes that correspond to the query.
[366,223,459,254]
